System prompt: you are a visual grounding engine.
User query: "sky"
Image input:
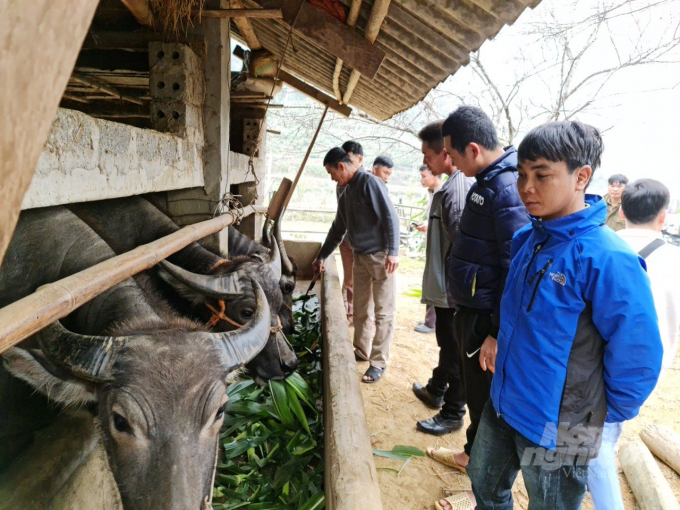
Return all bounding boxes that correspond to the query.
[425,0,680,198]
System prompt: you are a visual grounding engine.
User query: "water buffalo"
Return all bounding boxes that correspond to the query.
[0,207,271,509]
[229,217,298,334]
[68,197,298,382]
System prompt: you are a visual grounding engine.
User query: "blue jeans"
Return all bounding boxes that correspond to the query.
[587,421,624,510]
[468,401,588,510]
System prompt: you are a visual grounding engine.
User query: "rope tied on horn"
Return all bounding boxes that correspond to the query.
[207,301,284,337]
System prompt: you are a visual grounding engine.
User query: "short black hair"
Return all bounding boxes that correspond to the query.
[441,106,499,154]
[621,179,669,225]
[341,140,363,157]
[418,121,445,154]
[373,155,394,168]
[518,121,603,176]
[419,164,431,173]
[323,147,351,167]
[608,174,629,185]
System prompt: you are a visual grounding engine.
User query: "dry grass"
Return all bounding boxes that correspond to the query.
[149,0,205,35]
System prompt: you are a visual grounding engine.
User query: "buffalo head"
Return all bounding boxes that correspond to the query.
[158,240,298,383]
[3,280,271,510]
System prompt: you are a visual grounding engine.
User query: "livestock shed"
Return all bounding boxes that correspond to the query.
[0,1,540,509]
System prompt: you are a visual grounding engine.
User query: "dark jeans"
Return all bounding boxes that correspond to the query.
[426,307,465,420]
[453,307,493,455]
[468,401,588,510]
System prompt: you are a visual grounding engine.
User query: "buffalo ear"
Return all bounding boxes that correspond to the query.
[157,268,209,305]
[2,348,96,406]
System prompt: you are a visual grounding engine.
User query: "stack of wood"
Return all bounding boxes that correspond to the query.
[620,424,680,509]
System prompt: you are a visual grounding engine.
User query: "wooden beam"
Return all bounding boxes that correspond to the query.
[0,205,265,356]
[83,30,207,56]
[120,0,154,28]
[70,73,146,105]
[193,8,282,19]
[0,0,99,269]
[229,0,262,50]
[281,0,386,79]
[278,70,351,117]
[641,425,680,476]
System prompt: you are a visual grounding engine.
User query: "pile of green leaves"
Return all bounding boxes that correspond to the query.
[212,295,325,510]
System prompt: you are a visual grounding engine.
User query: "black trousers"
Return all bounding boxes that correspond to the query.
[426,307,466,421]
[453,307,493,456]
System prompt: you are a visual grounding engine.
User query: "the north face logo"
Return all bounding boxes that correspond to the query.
[550,272,566,286]
[470,192,485,206]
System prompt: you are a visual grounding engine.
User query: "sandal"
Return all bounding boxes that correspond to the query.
[434,492,475,510]
[427,447,467,473]
[362,365,384,383]
[354,351,368,363]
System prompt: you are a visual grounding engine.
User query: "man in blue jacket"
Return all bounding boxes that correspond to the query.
[466,121,662,510]
[424,107,528,468]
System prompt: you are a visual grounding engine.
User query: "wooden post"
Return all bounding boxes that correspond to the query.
[0,0,98,268]
[0,205,265,356]
[619,440,680,510]
[641,425,680,476]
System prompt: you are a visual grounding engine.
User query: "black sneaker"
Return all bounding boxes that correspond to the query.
[416,413,464,436]
[412,382,444,409]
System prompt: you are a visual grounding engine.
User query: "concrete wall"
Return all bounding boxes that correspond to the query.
[21,108,204,209]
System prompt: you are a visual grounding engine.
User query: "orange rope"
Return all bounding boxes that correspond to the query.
[208,259,232,273]
[206,300,244,328]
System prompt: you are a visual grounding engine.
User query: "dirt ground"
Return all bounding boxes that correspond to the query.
[334,253,680,510]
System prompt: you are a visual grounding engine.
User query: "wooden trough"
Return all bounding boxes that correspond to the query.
[285,240,384,510]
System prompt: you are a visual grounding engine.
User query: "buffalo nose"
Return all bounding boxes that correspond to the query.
[282,358,299,375]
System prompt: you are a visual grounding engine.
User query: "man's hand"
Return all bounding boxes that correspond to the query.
[385,255,399,274]
[312,259,325,275]
[416,223,428,233]
[479,335,497,373]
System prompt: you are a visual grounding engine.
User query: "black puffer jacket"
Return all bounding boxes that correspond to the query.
[447,147,528,334]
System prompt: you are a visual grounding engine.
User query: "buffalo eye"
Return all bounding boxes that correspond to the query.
[113,412,132,434]
[284,283,294,294]
[240,309,254,320]
[215,404,226,422]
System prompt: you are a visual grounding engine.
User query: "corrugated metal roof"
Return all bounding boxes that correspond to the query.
[233,0,540,120]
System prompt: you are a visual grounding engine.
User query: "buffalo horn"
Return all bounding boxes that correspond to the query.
[261,217,271,249]
[212,280,271,371]
[159,260,242,299]
[266,236,282,281]
[35,322,127,382]
[273,219,294,276]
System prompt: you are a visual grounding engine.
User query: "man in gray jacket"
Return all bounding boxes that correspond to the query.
[313,147,400,383]
[413,121,474,435]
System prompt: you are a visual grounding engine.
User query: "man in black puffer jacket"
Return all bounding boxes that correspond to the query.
[423,107,528,478]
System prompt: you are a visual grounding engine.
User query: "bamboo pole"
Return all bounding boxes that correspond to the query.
[342,0,391,105]
[70,73,146,106]
[0,205,265,356]
[282,104,329,212]
[641,424,680,476]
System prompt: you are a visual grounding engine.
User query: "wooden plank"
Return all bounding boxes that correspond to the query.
[0,0,99,268]
[0,205,265,356]
[280,0,385,79]
[193,8,282,19]
[267,178,292,221]
[278,70,351,117]
[120,0,154,27]
[59,101,150,118]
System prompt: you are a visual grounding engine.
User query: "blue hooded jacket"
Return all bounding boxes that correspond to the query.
[491,195,662,454]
